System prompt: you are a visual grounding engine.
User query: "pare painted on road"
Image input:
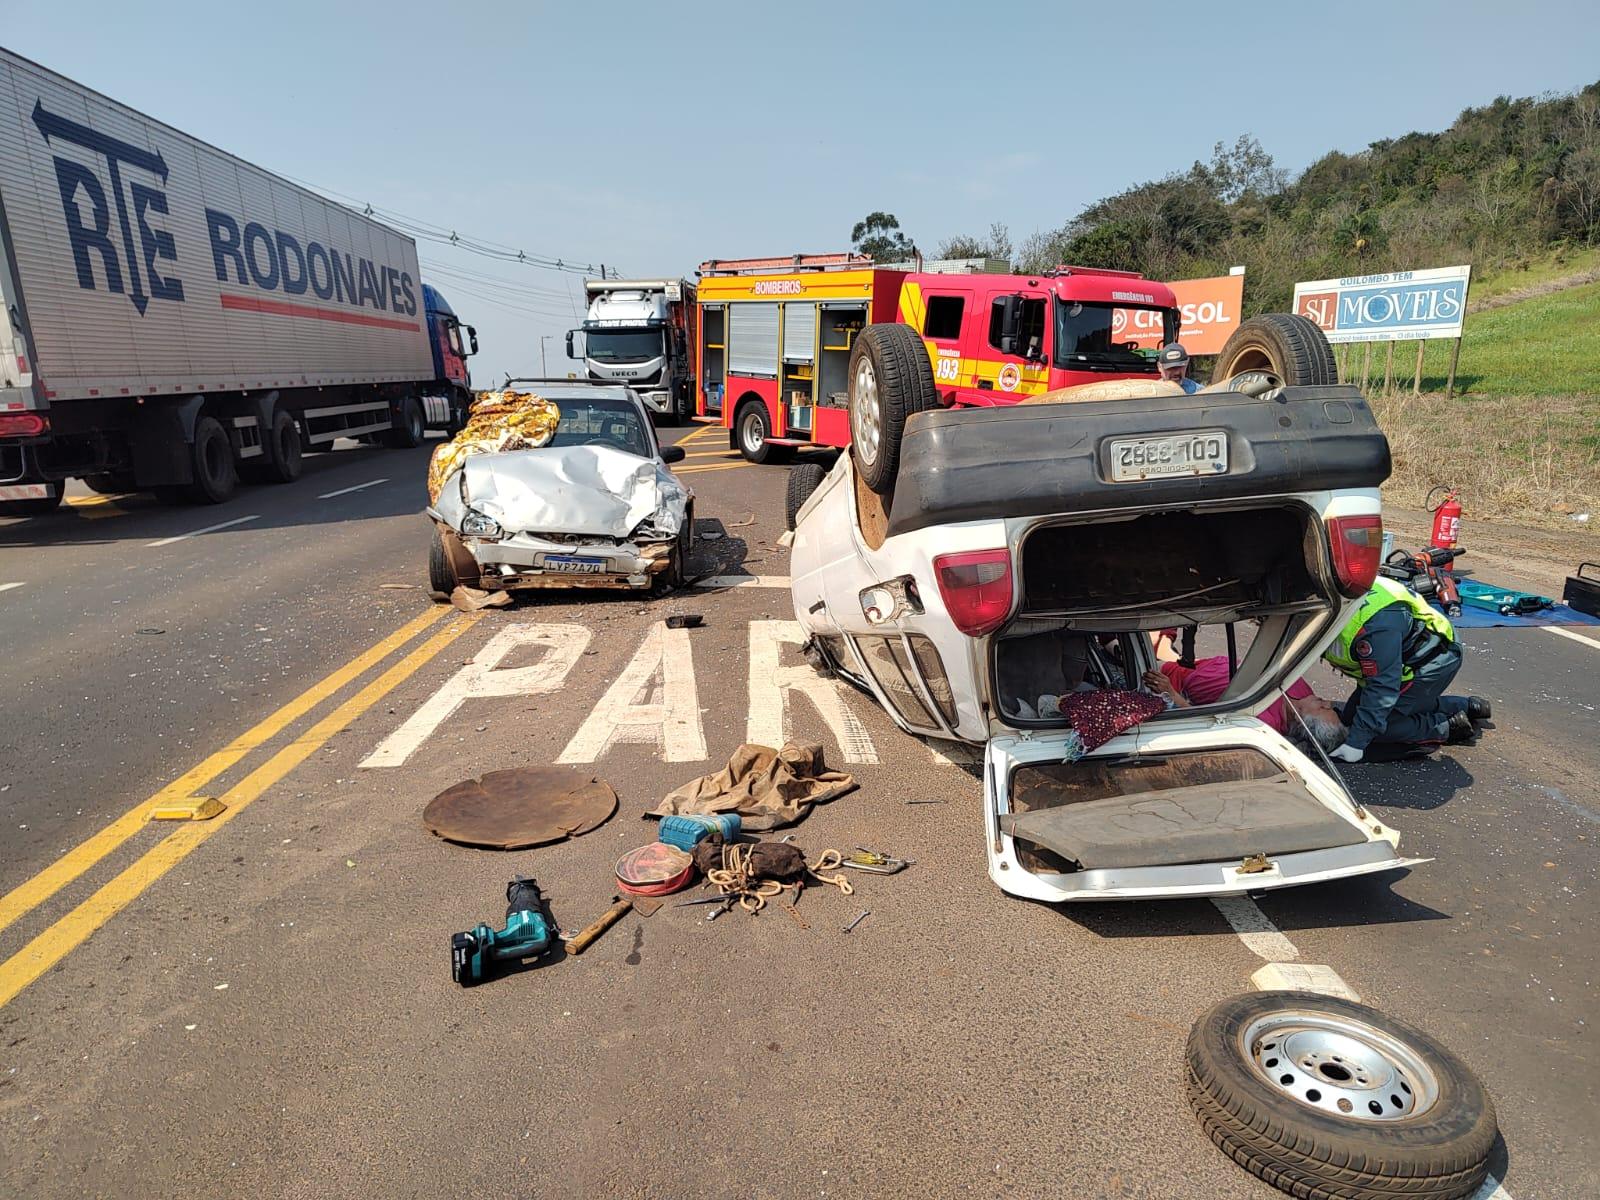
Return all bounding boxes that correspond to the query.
[358,619,959,770]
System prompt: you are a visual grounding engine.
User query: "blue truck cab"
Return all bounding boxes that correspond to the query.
[422,284,478,430]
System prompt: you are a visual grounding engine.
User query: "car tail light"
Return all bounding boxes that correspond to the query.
[0,412,48,438]
[1328,514,1383,597]
[933,549,1014,637]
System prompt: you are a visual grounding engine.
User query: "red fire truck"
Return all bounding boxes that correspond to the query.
[694,253,1181,463]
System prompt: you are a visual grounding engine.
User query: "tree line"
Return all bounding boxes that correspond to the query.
[852,79,1600,314]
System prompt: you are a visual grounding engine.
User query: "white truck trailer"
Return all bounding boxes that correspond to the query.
[566,278,696,423]
[0,47,478,514]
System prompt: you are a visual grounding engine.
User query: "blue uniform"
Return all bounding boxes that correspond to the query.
[1176,376,1201,394]
[1339,602,1468,750]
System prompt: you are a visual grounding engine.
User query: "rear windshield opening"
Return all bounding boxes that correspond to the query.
[994,505,1340,732]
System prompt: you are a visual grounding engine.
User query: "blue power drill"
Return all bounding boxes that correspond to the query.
[451,876,554,986]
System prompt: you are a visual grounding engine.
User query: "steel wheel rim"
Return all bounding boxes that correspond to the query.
[740,409,765,454]
[1241,1009,1440,1121]
[851,357,881,466]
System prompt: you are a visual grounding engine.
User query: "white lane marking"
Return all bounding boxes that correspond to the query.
[557,621,706,764]
[693,575,791,590]
[747,619,878,764]
[361,623,589,768]
[0,582,23,594]
[1541,625,1600,651]
[145,515,259,547]
[319,478,389,499]
[1212,896,1301,961]
[925,740,980,766]
[1473,1175,1514,1200]
[1250,963,1361,1001]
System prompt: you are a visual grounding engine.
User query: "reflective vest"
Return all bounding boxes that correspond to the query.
[1324,577,1456,682]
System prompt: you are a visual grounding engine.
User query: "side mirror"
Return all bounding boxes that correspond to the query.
[466,326,479,356]
[660,445,686,464]
[998,294,1023,355]
[565,330,576,359]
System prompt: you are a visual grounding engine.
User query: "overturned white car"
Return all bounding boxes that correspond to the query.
[789,319,1426,903]
[428,385,693,594]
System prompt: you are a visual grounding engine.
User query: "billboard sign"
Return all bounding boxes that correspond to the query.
[1112,273,1246,356]
[1293,265,1471,344]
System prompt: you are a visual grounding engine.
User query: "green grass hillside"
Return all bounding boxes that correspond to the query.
[1360,275,1599,527]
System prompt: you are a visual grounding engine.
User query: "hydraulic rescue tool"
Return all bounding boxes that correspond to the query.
[1381,546,1465,617]
[451,876,555,986]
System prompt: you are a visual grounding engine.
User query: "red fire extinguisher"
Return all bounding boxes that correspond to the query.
[1428,486,1463,549]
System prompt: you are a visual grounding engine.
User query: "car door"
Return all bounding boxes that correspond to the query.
[972,285,1051,404]
[981,710,1426,902]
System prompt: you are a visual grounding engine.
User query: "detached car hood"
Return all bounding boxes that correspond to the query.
[435,445,688,539]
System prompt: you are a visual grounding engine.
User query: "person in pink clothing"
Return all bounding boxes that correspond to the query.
[1142,656,1346,752]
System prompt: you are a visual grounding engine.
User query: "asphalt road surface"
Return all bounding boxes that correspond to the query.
[1,427,1595,1199]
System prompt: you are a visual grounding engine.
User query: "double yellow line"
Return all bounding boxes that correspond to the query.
[672,424,754,475]
[0,605,481,1008]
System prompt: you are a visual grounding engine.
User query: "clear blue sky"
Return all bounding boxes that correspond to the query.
[5,0,1598,382]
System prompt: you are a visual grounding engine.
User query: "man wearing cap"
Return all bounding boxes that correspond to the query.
[1158,343,1201,393]
[1320,577,1490,762]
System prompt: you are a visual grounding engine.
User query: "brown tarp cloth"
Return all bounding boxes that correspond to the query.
[652,742,855,831]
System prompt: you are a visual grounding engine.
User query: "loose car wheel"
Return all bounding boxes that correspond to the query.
[735,401,790,465]
[185,416,238,504]
[0,479,65,517]
[785,461,827,531]
[847,323,939,495]
[1187,992,1496,1200]
[1212,313,1339,387]
[385,396,426,448]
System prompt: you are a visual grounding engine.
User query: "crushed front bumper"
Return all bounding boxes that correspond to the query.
[439,522,674,590]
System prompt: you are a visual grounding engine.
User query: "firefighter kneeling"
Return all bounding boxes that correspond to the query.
[1322,577,1491,762]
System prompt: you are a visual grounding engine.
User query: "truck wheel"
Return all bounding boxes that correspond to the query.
[0,480,66,517]
[385,397,426,448]
[734,400,791,465]
[848,323,939,495]
[1187,992,1496,1200]
[785,461,827,531]
[1213,314,1338,388]
[84,472,136,495]
[185,416,238,504]
[252,410,303,484]
[429,525,478,595]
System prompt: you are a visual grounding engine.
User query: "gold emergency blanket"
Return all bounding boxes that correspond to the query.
[426,391,561,502]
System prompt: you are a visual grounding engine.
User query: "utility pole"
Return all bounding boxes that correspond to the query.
[540,335,552,377]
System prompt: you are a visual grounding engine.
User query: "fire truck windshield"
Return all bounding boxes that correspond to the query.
[1053,300,1175,372]
[585,329,663,364]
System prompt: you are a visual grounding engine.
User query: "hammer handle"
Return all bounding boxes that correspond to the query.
[564,898,631,955]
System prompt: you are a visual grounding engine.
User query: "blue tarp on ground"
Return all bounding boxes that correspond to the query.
[1450,602,1600,630]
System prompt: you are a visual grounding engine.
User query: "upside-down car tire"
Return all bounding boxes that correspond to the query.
[784,462,827,531]
[847,323,939,495]
[1186,992,1497,1200]
[1212,313,1339,387]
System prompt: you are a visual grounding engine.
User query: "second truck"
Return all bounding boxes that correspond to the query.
[567,278,696,424]
[0,47,479,515]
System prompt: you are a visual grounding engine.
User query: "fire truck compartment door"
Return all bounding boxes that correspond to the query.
[729,303,780,378]
[782,303,816,363]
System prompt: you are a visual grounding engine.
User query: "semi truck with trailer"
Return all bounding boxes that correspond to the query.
[567,278,696,424]
[0,47,478,515]
[694,252,1183,464]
